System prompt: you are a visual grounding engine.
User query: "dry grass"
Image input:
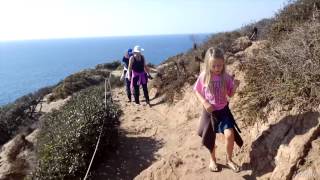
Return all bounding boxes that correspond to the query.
[152,30,246,103]
[238,21,320,124]
[269,0,320,41]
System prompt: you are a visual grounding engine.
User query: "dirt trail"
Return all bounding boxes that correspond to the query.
[92,85,252,180]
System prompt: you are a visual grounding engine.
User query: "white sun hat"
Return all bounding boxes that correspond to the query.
[133,45,144,53]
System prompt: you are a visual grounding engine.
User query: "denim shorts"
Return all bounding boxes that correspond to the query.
[213,105,235,133]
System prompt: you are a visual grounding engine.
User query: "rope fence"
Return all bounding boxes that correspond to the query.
[83,73,113,180]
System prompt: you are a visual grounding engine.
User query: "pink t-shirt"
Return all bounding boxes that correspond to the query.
[193,72,234,111]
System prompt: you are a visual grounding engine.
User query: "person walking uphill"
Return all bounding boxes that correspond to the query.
[128,45,151,107]
[120,48,133,102]
[194,47,243,173]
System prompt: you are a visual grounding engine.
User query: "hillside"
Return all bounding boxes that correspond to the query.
[0,0,319,179]
[90,37,319,180]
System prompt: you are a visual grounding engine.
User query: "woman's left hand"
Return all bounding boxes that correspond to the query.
[147,73,153,79]
[234,79,240,88]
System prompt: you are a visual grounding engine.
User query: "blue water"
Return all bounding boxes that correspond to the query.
[0,34,209,105]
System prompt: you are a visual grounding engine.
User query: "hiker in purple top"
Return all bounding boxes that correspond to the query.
[128,45,151,106]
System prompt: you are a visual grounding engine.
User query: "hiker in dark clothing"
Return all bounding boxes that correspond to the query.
[249,27,258,41]
[128,45,151,106]
[120,48,133,102]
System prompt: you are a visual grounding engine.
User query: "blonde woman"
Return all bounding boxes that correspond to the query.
[194,47,243,172]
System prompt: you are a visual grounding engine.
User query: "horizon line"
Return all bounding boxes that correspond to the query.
[0,32,214,42]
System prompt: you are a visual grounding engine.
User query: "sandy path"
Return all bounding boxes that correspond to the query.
[92,85,252,180]
[92,88,166,179]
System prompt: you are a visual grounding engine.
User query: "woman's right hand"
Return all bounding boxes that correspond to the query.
[203,101,214,113]
[120,73,124,81]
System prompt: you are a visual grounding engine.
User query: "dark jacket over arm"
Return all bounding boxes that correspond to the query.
[197,109,243,152]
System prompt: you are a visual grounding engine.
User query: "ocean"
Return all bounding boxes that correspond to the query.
[0,34,209,106]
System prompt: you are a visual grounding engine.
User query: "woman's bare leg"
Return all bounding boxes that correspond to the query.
[224,128,234,161]
[209,142,218,171]
[211,145,216,162]
[224,128,240,172]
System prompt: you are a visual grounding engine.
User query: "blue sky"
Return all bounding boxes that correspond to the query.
[0,0,289,41]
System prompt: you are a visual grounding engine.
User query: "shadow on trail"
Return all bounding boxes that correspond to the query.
[90,129,163,180]
[140,96,165,107]
[149,99,165,107]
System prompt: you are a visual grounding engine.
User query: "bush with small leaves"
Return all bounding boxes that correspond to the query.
[95,60,122,70]
[0,86,54,144]
[49,69,111,101]
[32,85,121,179]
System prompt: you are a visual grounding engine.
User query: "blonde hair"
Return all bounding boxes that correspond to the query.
[203,47,227,94]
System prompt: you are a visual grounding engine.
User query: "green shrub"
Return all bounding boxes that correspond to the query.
[49,69,111,101]
[95,60,121,70]
[109,74,125,88]
[0,86,54,144]
[147,62,156,69]
[32,85,121,179]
